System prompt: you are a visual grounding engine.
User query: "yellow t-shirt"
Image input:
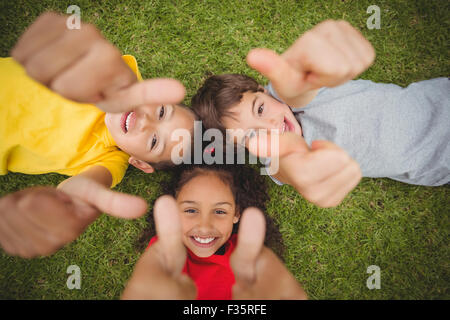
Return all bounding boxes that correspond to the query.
[0,55,142,187]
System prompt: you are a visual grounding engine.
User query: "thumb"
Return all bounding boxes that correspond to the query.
[96,78,186,113]
[62,177,148,219]
[230,207,266,285]
[153,195,187,276]
[247,48,308,98]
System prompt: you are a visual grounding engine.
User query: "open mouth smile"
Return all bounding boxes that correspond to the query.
[120,111,135,133]
[190,236,219,248]
[282,116,295,133]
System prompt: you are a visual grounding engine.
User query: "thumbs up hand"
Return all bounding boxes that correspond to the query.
[246,131,361,208]
[231,207,307,300]
[247,20,375,108]
[0,170,148,259]
[11,12,185,113]
[122,195,196,300]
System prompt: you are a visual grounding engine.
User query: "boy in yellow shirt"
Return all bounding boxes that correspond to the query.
[0,12,196,258]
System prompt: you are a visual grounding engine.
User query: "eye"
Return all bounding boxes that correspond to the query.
[184,208,197,214]
[257,104,264,115]
[158,106,165,120]
[150,134,157,150]
[215,209,227,215]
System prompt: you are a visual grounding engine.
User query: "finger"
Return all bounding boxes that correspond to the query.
[0,206,38,258]
[336,21,376,68]
[230,207,266,284]
[315,25,362,80]
[247,48,310,97]
[291,147,353,187]
[96,78,186,113]
[0,210,21,256]
[49,41,136,103]
[23,24,100,85]
[6,208,64,258]
[284,31,352,88]
[246,131,309,158]
[153,195,187,276]
[16,188,86,244]
[61,178,148,219]
[11,12,67,63]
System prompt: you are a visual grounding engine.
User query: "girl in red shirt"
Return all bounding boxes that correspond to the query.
[123,163,307,300]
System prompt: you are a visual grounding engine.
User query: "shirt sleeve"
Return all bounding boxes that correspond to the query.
[77,149,130,188]
[96,151,130,188]
[122,55,143,81]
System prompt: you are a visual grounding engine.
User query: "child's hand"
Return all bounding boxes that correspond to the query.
[11,12,185,113]
[247,132,361,208]
[231,207,307,299]
[122,195,196,299]
[247,20,375,108]
[0,179,147,258]
[0,186,98,258]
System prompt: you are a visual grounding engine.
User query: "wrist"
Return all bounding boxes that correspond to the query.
[283,88,320,108]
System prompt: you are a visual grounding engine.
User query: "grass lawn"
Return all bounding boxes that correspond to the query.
[0,0,449,299]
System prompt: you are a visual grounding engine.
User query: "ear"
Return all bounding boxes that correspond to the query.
[233,210,241,224]
[128,156,155,173]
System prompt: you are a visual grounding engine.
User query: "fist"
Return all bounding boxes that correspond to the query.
[11,11,185,113]
[0,187,98,258]
[247,19,375,107]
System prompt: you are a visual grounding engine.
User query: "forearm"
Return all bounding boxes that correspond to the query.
[122,249,169,299]
[122,245,194,300]
[284,88,320,109]
[58,165,113,190]
[261,247,308,300]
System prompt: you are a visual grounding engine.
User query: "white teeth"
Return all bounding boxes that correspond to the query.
[193,236,215,244]
[125,112,133,132]
[281,122,286,133]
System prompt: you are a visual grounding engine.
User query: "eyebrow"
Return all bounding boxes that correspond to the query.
[149,105,175,154]
[179,200,232,207]
[179,200,198,205]
[251,96,258,116]
[158,105,176,156]
[215,202,232,207]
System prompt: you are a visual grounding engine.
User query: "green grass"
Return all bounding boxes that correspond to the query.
[0,0,449,299]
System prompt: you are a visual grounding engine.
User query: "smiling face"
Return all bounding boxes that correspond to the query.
[176,172,239,258]
[104,104,195,171]
[222,91,302,144]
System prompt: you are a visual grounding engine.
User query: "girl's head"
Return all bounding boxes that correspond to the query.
[164,163,269,258]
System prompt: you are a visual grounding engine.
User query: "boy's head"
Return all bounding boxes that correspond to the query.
[191,74,301,144]
[105,103,196,173]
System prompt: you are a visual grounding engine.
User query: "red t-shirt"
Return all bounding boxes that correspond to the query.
[147,234,237,300]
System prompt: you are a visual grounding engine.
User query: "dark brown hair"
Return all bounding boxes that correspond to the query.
[191,74,264,134]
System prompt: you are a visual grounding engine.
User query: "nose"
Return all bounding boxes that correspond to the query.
[138,112,153,132]
[262,117,279,131]
[196,214,214,233]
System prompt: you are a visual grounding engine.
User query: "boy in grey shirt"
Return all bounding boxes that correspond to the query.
[192,20,449,208]
[266,77,450,186]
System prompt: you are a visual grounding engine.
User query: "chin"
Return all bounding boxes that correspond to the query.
[191,249,215,258]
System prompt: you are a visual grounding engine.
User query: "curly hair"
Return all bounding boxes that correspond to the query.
[136,162,285,260]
